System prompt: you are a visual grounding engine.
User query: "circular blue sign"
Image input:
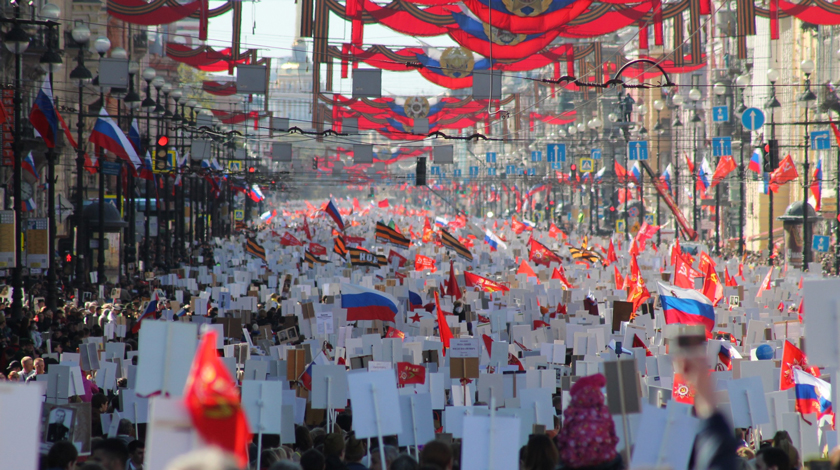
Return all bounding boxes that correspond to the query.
[741,108,765,131]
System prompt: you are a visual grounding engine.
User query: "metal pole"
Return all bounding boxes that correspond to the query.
[769,101,775,266]
[45,24,58,311]
[74,49,87,292]
[693,124,698,234]
[739,138,746,257]
[10,9,23,318]
[803,105,811,270]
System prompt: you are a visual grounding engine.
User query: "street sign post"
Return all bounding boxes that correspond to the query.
[591,149,602,160]
[712,137,732,157]
[741,108,765,131]
[627,141,648,161]
[811,131,831,150]
[531,151,542,162]
[813,235,830,252]
[712,106,729,122]
[579,158,594,173]
[547,143,566,162]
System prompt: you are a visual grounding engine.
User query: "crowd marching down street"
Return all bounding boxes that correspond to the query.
[1,196,835,470]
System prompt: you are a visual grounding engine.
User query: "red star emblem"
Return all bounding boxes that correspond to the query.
[410,313,422,323]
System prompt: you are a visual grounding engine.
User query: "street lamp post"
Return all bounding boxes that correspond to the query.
[637,103,648,224]
[93,35,110,284]
[151,75,165,268]
[735,73,751,257]
[672,93,684,231]
[70,24,92,291]
[123,60,141,274]
[799,59,817,270]
[140,67,156,272]
[688,87,703,236]
[37,3,62,311]
[4,4,30,318]
[713,81,727,254]
[653,99,666,245]
[766,68,781,265]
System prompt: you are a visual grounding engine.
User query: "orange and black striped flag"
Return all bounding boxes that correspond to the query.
[375,222,410,249]
[235,221,247,231]
[439,229,473,262]
[569,246,603,264]
[245,238,266,262]
[348,247,380,267]
[334,234,347,258]
[305,250,326,268]
[377,254,388,267]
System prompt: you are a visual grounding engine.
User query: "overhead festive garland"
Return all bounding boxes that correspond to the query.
[165,44,253,72]
[202,81,238,96]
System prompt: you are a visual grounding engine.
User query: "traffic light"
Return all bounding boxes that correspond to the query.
[312,157,318,170]
[570,163,577,181]
[154,135,170,172]
[764,140,779,172]
[124,245,136,263]
[415,157,426,186]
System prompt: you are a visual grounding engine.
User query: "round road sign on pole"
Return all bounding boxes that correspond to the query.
[741,108,765,131]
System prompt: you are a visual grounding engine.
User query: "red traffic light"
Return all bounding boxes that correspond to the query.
[65,254,72,262]
[570,164,577,171]
[157,135,169,146]
[248,166,256,173]
[764,144,770,152]
[609,206,616,212]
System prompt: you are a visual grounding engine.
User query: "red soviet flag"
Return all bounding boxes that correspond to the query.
[378,198,389,208]
[548,223,561,239]
[446,261,462,300]
[614,265,625,290]
[280,232,303,246]
[434,291,453,351]
[780,340,820,390]
[415,254,437,272]
[517,260,540,283]
[769,155,799,193]
[529,238,562,267]
[309,243,327,256]
[397,362,426,385]
[701,263,724,307]
[511,217,527,234]
[607,239,618,265]
[184,331,252,467]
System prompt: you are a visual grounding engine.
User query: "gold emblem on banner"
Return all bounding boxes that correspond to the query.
[440,47,475,78]
[482,23,527,46]
[404,97,431,119]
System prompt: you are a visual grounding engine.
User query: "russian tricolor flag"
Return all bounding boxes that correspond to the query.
[697,157,712,192]
[323,199,345,231]
[29,78,59,148]
[409,290,423,311]
[811,157,822,211]
[139,152,154,181]
[89,109,141,170]
[435,216,449,227]
[748,149,762,173]
[594,166,605,183]
[341,283,399,322]
[794,369,834,426]
[662,163,673,193]
[656,282,715,332]
[484,228,507,251]
[522,218,536,230]
[22,152,39,180]
[630,161,642,183]
[131,299,158,334]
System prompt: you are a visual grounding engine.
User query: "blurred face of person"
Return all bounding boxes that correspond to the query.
[90,449,125,470]
[35,359,44,374]
[130,446,145,466]
[756,454,776,470]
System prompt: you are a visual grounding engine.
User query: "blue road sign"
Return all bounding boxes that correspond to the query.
[811,131,831,150]
[488,168,496,176]
[627,141,648,161]
[469,166,479,177]
[591,148,602,160]
[527,168,536,176]
[547,143,566,162]
[550,163,563,170]
[712,106,729,123]
[101,161,122,176]
[431,166,440,175]
[486,152,497,163]
[453,169,462,177]
[644,214,655,225]
[505,165,516,174]
[712,137,733,157]
[813,235,830,252]
[531,151,542,162]
[741,108,765,131]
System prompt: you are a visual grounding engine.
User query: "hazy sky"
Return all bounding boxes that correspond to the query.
[205,0,458,97]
